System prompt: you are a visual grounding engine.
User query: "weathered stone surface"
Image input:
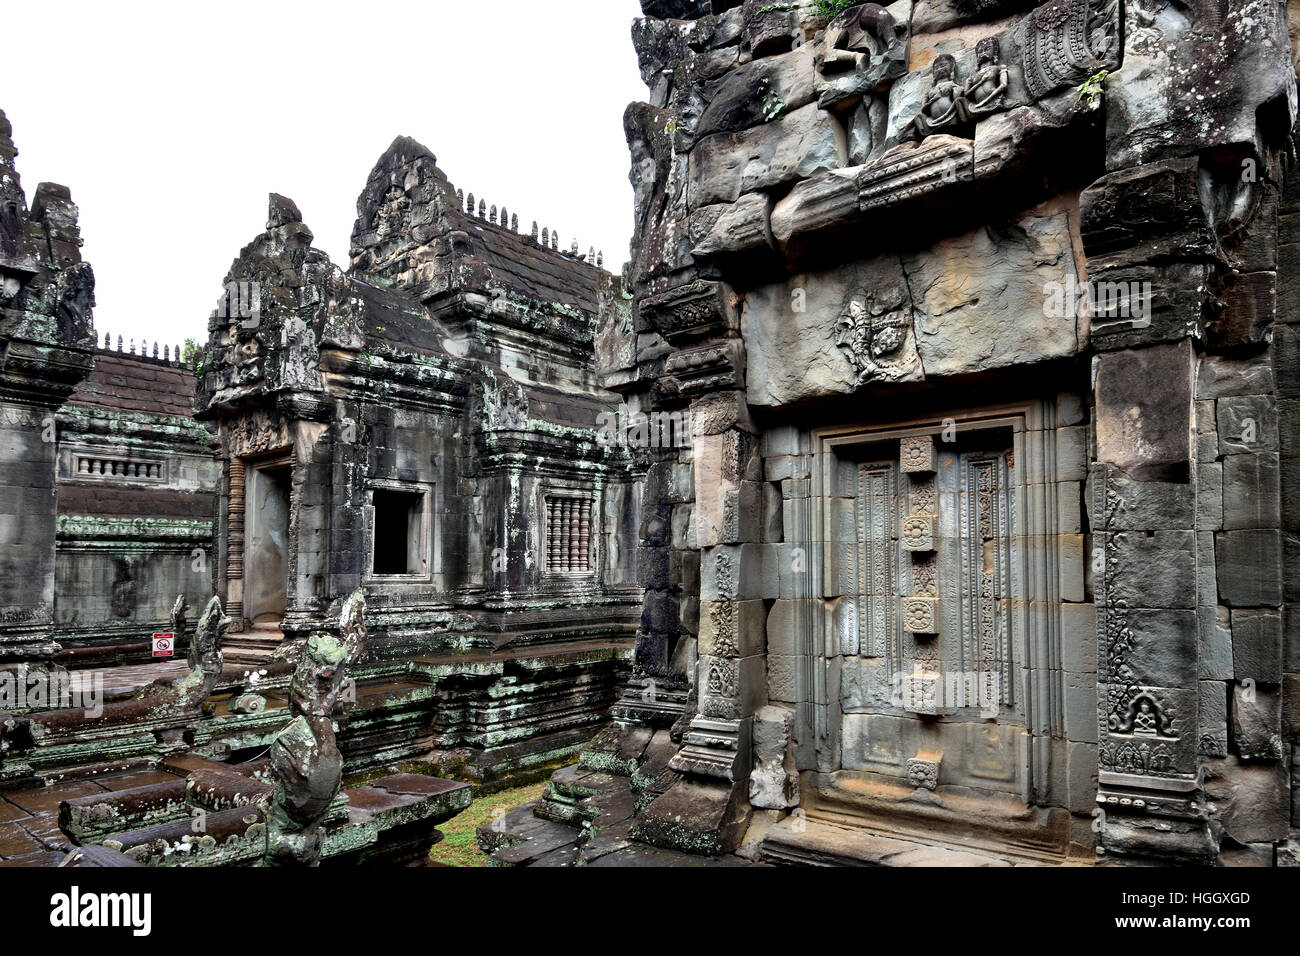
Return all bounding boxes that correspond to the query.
[1095,341,1195,482]
[1206,758,1290,844]
[901,210,1080,376]
[749,705,799,809]
[688,103,847,209]
[769,168,863,254]
[691,192,774,259]
[1231,609,1283,685]
[1106,531,1196,610]
[1222,453,1281,530]
[1217,530,1283,607]
[1105,0,1296,172]
[1233,683,1284,762]
[696,46,819,139]
[1218,394,1279,456]
[1199,606,1235,681]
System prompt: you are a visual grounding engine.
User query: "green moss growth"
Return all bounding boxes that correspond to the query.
[426,780,548,867]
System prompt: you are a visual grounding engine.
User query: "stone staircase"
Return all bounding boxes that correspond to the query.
[222,618,284,666]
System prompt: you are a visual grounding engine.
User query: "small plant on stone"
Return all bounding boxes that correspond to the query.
[758,77,787,122]
[813,0,859,16]
[1078,69,1109,110]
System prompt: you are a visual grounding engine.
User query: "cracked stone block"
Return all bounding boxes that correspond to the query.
[1233,682,1284,761]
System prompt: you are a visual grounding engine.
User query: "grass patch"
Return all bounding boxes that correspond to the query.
[426,780,549,867]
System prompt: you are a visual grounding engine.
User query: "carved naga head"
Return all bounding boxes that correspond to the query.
[289,633,351,719]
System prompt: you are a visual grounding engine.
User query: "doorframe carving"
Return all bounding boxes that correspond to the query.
[797,399,1066,805]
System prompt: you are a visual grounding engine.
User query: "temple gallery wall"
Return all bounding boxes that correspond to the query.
[0,0,1298,868]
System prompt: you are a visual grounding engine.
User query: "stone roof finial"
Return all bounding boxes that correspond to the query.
[531,221,539,242]
[490,204,498,224]
[541,227,550,247]
[467,192,475,215]
[597,251,604,268]
[511,214,519,232]
[478,199,486,219]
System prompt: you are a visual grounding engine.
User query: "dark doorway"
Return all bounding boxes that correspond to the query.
[245,463,291,621]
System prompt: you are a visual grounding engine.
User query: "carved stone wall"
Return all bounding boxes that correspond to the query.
[558,0,1300,866]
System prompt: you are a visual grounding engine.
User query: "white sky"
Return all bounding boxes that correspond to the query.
[4,0,647,351]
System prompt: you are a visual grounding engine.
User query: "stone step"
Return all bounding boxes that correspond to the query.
[760,817,1019,867]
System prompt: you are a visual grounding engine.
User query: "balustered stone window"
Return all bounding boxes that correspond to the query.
[73,453,165,481]
[545,494,593,574]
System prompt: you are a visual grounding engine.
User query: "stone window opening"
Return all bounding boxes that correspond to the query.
[370,488,426,577]
[545,494,593,574]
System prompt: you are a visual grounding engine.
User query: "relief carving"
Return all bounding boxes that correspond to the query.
[814,3,910,110]
[832,288,917,383]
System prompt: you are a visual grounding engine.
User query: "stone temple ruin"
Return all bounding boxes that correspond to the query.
[1,0,1300,868]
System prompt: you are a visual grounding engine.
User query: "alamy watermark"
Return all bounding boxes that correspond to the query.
[0,666,104,718]
[1043,275,1152,329]
[596,406,692,449]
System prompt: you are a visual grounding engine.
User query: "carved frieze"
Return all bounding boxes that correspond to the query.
[1016,0,1121,101]
[225,409,291,458]
[664,339,746,396]
[859,136,974,213]
[472,370,530,432]
[640,279,738,346]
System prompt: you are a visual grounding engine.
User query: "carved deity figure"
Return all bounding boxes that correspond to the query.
[1109,692,1177,738]
[833,291,911,382]
[1132,701,1157,735]
[963,38,1009,118]
[265,588,367,866]
[911,55,968,141]
[817,2,908,92]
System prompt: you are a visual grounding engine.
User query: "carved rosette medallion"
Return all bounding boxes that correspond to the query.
[901,514,936,552]
[900,436,937,474]
[902,597,939,636]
